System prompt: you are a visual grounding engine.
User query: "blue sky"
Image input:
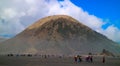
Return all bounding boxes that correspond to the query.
[71,0,120,29]
[0,0,120,43]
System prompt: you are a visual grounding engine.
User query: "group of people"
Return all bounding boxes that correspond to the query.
[85,55,93,62]
[74,55,105,63]
[74,55,82,63]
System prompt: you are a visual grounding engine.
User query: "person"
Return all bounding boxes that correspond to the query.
[78,56,82,62]
[44,55,47,58]
[90,56,93,62]
[102,56,105,63]
[74,56,77,63]
[85,56,90,62]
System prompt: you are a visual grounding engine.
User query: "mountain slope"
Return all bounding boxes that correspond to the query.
[0,37,7,43]
[0,15,120,55]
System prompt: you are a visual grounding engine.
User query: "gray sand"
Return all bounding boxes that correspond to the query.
[0,56,120,66]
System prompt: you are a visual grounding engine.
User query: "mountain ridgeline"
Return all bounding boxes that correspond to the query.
[0,15,120,55]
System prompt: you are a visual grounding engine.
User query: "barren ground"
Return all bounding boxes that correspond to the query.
[0,55,120,66]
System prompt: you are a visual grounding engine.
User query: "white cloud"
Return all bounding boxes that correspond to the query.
[3,8,17,19]
[101,25,120,42]
[0,0,120,43]
[25,0,36,4]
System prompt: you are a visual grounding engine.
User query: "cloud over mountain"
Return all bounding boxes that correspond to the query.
[0,0,120,43]
[0,15,120,55]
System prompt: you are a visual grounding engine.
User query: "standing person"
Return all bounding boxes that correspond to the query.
[88,52,92,62]
[74,56,77,63]
[85,56,89,62]
[102,56,105,63]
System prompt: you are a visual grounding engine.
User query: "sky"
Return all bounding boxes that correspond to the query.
[0,0,120,43]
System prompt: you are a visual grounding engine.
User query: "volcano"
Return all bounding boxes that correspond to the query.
[0,15,120,55]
